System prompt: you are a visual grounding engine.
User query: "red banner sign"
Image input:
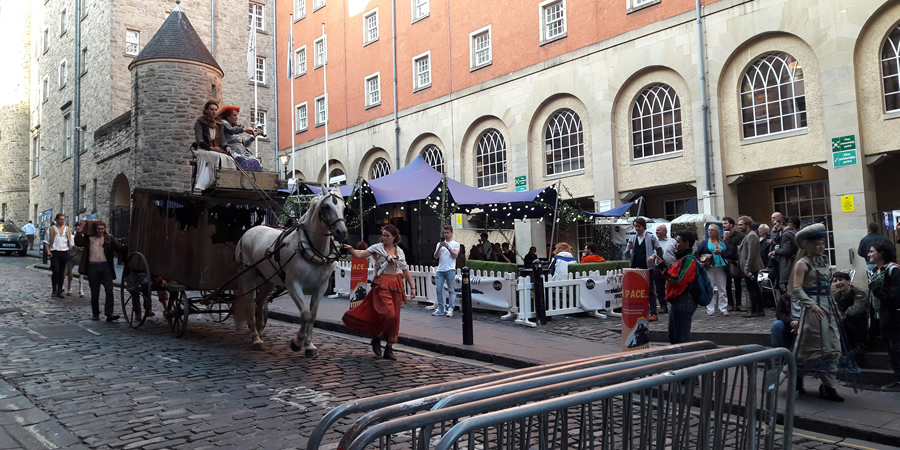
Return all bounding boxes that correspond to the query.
[349,257,369,309]
[622,268,651,351]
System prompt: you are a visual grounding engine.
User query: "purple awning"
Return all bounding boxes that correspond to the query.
[364,156,555,218]
[584,201,635,217]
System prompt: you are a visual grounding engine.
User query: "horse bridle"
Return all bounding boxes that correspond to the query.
[296,191,346,265]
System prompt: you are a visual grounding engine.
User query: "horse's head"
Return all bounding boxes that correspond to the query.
[312,188,347,243]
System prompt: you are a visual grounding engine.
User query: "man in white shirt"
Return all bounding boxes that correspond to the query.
[432,226,460,317]
[22,220,37,250]
[43,214,74,298]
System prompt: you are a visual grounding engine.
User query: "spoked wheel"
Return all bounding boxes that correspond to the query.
[167,291,189,338]
[207,303,233,323]
[120,252,152,328]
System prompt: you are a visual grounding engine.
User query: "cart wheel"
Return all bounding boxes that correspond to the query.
[168,291,189,338]
[120,252,151,328]
[208,303,232,323]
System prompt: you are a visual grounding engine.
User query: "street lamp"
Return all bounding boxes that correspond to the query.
[280,153,290,180]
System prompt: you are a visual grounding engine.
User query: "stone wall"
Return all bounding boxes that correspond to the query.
[131,60,223,192]
[0,102,32,223]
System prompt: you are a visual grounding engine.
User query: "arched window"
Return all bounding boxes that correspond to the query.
[631,83,682,160]
[328,168,346,185]
[369,158,391,180]
[544,109,584,175]
[740,52,807,139]
[422,144,444,173]
[882,24,900,112]
[475,129,507,188]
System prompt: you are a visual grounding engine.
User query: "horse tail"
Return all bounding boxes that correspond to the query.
[233,234,252,330]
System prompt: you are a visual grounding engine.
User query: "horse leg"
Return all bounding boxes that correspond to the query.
[284,279,313,356]
[65,265,72,296]
[254,283,275,334]
[233,270,264,350]
[78,273,85,298]
[301,281,329,358]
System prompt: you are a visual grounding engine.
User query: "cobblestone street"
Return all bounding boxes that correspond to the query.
[0,255,894,449]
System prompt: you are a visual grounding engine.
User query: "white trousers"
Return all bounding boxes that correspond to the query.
[707,266,729,313]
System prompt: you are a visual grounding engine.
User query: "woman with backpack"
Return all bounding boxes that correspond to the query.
[664,231,699,344]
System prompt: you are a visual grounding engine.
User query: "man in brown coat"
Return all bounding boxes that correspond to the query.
[74,220,125,322]
[738,216,765,317]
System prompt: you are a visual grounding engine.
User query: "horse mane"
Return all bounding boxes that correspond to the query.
[299,194,322,227]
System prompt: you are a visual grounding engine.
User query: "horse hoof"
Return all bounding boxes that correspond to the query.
[290,340,301,352]
[305,349,318,358]
[251,342,264,351]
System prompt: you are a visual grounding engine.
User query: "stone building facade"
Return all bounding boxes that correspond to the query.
[0,2,33,224]
[4,0,276,237]
[276,0,900,273]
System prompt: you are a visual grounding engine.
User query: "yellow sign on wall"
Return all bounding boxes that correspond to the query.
[455,214,463,225]
[841,195,854,212]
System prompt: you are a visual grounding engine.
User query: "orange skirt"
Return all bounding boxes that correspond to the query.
[342,273,405,344]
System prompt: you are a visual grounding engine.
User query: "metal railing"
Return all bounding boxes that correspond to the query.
[335,346,795,450]
[306,342,717,450]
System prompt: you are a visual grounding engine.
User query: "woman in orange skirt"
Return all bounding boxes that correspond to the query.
[341,224,416,360]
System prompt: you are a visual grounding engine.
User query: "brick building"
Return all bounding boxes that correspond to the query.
[0,0,276,239]
[275,0,900,271]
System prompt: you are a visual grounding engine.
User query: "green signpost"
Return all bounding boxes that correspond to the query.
[831,135,858,168]
[515,175,527,192]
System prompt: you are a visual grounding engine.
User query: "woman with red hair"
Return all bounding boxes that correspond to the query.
[218,105,263,171]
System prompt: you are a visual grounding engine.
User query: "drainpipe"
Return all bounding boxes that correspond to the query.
[391,0,400,169]
[695,0,714,214]
[73,0,82,218]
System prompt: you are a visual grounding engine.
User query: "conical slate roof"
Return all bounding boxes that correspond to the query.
[128,5,223,75]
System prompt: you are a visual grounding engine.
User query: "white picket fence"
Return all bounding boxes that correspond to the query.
[332,263,623,327]
[512,270,624,327]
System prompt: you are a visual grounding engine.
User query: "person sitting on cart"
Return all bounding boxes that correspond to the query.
[75,220,126,322]
[193,100,228,155]
[217,105,264,172]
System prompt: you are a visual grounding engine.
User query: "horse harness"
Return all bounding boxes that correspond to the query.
[262,191,346,284]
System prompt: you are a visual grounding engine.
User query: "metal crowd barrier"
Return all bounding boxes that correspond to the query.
[306,342,717,450]
[331,346,795,450]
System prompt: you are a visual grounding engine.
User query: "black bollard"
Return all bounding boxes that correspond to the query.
[461,267,474,345]
[533,260,549,325]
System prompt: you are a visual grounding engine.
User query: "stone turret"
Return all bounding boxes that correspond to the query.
[128,4,223,192]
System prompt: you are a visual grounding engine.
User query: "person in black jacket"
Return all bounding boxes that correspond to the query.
[771,217,797,293]
[722,217,746,312]
[74,220,126,322]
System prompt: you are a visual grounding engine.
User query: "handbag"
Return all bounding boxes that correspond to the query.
[698,254,712,267]
[728,261,742,278]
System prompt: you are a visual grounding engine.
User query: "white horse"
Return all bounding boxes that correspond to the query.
[233,189,347,356]
[65,247,85,297]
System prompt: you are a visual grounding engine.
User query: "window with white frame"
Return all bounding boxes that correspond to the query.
[540,0,566,43]
[740,52,807,139]
[315,95,327,126]
[125,30,140,55]
[41,76,49,102]
[363,9,379,45]
[42,27,49,53]
[250,109,267,136]
[413,51,431,90]
[631,83,683,160]
[370,158,391,180]
[63,113,73,158]
[254,56,266,84]
[470,26,491,70]
[295,102,308,132]
[365,73,380,108]
[313,0,325,11]
[59,9,67,35]
[314,36,327,68]
[294,0,306,19]
[412,0,429,22]
[476,129,507,188]
[422,144,444,173]
[81,47,87,74]
[882,24,900,112]
[294,46,307,76]
[92,179,97,213]
[249,2,265,31]
[664,198,697,221]
[58,59,68,88]
[628,0,659,12]
[544,108,584,176]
